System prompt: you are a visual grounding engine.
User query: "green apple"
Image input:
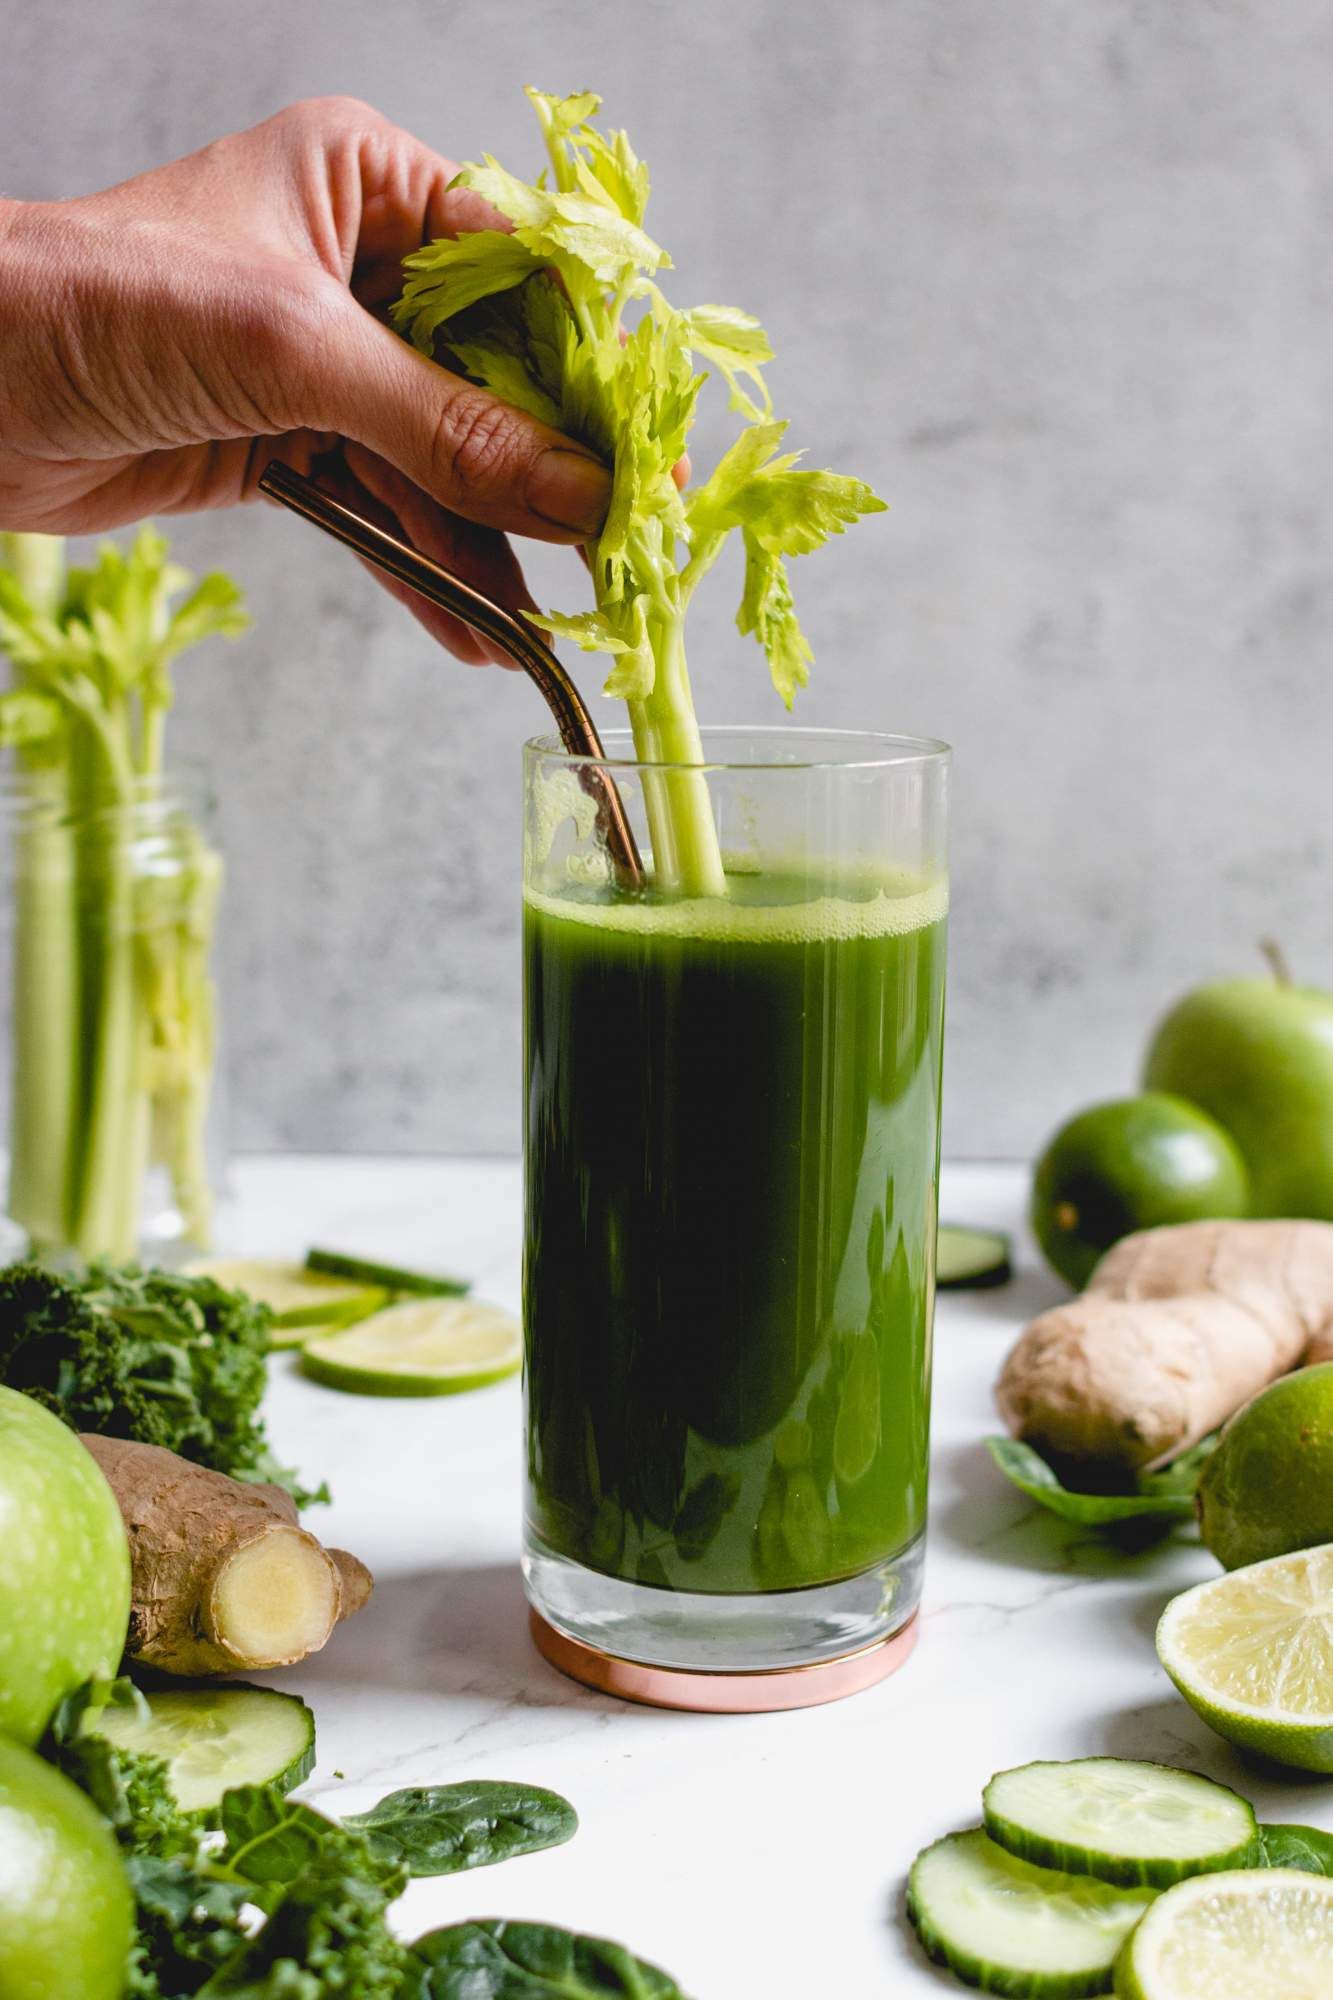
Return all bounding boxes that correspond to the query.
[0,1734,132,2000]
[0,1387,131,1744]
[1145,975,1333,1217]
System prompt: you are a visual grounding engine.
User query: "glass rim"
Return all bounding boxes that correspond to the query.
[523,724,952,775]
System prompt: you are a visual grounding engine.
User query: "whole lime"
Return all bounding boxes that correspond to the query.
[0,1386,131,1743]
[1198,1363,1333,1570]
[0,1734,132,2000]
[1030,1093,1249,1289]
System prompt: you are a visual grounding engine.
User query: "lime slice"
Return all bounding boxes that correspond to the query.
[185,1259,387,1346]
[1156,1544,1333,1773]
[83,1685,314,1815]
[1115,1868,1333,1999]
[299,1297,522,1397]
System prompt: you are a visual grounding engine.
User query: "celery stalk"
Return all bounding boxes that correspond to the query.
[1,537,80,1249]
[0,527,246,1262]
[393,89,886,899]
[68,767,138,1261]
[626,617,725,897]
[8,765,80,1246]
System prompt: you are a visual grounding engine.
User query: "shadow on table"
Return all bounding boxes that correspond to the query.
[295,1560,607,1712]
[1089,1693,1329,1794]
[938,1263,1067,1333]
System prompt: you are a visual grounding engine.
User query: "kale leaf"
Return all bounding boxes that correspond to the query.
[0,1261,324,1506]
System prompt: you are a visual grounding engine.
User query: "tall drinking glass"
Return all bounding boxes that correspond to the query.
[522,728,949,1709]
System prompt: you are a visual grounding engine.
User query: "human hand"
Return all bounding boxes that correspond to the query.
[0,97,614,663]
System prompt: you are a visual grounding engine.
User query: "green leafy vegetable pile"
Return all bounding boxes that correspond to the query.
[0,527,246,1261]
[44,1681,682,1999]
[0,1260,323,1506]
[394,86,885,898]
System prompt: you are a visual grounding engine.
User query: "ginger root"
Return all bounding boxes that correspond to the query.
[81,1435,372,1676]
[996,1218,1333,1475]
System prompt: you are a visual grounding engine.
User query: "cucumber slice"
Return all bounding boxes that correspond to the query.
[81,1685,315,1814]
[300,1296,521,1397]
[938,1226,1013,1289]
[305,1248,470,1297]
[907,1828,1155,1997]
[1114,1867,1333,1999]
[984,1759,1258,1888]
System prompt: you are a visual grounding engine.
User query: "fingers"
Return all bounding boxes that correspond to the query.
[301,290,610,545]
[261,101,612,544]
[341,443,537,667]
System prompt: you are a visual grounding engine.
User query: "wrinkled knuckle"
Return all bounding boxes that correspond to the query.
[432,390,528,504]
[281,94,382,139]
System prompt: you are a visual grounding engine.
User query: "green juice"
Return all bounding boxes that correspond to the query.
[523,868,947,1597]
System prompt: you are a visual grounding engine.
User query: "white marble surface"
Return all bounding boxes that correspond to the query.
[223,1156,1330,1997]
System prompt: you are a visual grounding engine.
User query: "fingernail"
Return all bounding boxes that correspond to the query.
[528,450,611,535]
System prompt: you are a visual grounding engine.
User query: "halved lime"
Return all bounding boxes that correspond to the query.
[185,1259,387,1346]
[300,1297,522,1397]
[1114,1867,1333,1998]
[1156,1544,1333,1773]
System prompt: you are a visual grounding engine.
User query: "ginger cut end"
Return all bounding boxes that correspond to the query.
[206,1526,341,1669]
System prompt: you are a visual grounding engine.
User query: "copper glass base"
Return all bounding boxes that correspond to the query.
[531,1607,918,1712]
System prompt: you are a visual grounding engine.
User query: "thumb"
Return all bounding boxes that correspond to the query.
[302,293,610,545]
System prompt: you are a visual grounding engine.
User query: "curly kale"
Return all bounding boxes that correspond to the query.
[0,1261,324,1506]
[51,1692,406,2000]
[50,1677,678,2000]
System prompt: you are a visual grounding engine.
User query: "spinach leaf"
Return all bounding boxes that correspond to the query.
[1136,1432,1220,1504]
[986,1437,1202,1526]
[410,1921,690,1999]
[345,1781,577,1878]
[1257,1823,1333,1874]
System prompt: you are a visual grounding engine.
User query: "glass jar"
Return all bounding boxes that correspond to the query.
[522,727,949,1708]
[0,771,225,1266]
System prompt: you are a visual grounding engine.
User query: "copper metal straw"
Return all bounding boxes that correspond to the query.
[257,460,644,889]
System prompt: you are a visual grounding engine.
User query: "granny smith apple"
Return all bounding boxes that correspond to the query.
[0,1387,130,1744]
[0,1734,131,2000]
[1145,975,1333,1217]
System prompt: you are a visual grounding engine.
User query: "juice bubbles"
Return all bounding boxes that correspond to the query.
[523,867,947,1599]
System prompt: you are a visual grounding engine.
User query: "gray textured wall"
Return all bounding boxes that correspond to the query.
[3,1,1332,1160]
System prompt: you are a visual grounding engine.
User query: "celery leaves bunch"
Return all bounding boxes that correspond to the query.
[394,87,886,896]
[0,528,246,1259]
